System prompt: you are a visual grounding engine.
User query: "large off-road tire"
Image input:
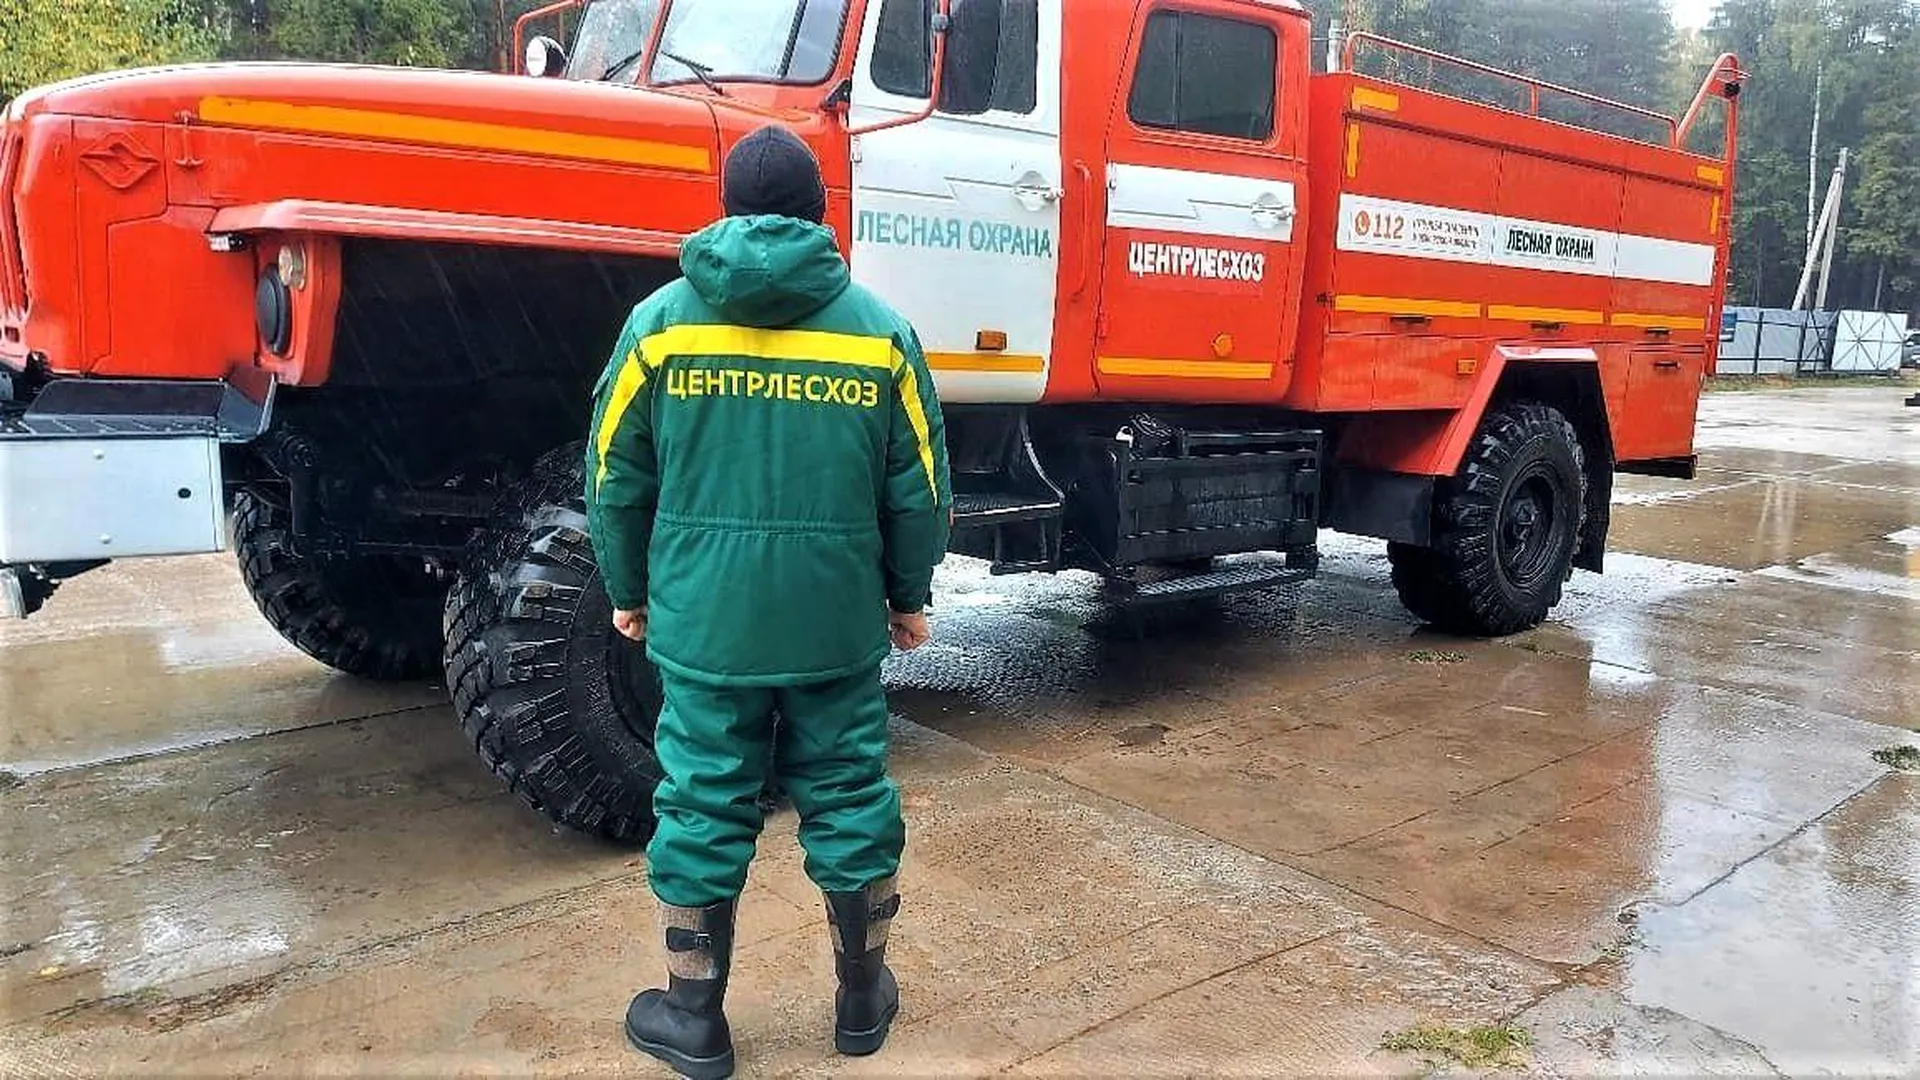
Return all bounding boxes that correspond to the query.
[443,447,665,844]
[234,493,448,681]
[1388,401,1587,636]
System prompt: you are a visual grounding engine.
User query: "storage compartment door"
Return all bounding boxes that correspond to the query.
[1619,346,1706,461]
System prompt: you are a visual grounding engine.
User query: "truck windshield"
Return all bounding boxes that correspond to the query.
[563,0,663,82]
[562,0,848,87]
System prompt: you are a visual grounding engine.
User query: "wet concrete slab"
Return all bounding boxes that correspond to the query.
[3,388,1918,1077]
[1622,773,1920,1077]
[1612,467,1920,571]
[0,554,443,775]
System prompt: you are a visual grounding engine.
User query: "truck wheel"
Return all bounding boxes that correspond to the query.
[1388,402,1586,636]
[234,493,447,681]
[443,448,663,844]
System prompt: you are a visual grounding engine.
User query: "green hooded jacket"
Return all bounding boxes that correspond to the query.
[585,215,953,686]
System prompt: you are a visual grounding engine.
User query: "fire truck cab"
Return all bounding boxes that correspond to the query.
[0,0,1744,841]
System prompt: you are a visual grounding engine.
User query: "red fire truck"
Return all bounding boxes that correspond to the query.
[0,0,1742,840]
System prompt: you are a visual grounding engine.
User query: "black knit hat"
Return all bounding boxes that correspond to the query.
[722,126,827,223]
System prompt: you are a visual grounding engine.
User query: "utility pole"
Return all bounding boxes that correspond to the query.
[1792,146,1849,312]
[1806,64,1822,253]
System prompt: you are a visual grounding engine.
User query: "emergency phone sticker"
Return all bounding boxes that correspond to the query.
[1345,201,1488,261]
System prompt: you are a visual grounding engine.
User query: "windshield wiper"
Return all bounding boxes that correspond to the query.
[660,50,728,96]
[598,45,648,82]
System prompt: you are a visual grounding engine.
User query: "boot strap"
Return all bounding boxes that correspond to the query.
[665,927,712,953]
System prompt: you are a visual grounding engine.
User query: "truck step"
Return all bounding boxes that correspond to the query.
[1111,558,1314,605]
[952,490,1063,526]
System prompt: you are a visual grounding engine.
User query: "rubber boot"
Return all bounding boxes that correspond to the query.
[823,876,900,1056]
[625,898,737,1080]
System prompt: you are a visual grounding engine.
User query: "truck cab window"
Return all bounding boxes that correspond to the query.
[940,0,1038,115]
[871,0,934,97]
[1127,10,1276,140]
[870,0,1038,115]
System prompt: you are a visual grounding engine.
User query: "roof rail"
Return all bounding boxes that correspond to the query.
[1340,31,1679,146]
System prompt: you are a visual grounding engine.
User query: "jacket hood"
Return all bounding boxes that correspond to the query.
[679,215,849,328]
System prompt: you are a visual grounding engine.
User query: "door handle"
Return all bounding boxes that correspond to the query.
[1249,195,1295,231]
[1013,170,1063,211]
[1013,183,1064,209]
[1653,359,1682,370]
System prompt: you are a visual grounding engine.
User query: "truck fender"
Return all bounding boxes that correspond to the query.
[1329,346,1614,571]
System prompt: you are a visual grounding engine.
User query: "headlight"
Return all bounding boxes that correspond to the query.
[256,270,291,355]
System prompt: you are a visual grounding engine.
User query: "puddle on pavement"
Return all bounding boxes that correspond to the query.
[0,554,445,775]
[1611,468,1919,572]
[1616,775,1920,1075]
[0,631,443,775]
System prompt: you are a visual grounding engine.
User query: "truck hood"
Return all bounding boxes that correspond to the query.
[9,62,721,174]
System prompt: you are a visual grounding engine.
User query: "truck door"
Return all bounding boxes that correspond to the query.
[848,0,1061,403]
[1095,2,1306,400]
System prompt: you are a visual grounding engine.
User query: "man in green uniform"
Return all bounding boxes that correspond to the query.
[585,125,951,1080]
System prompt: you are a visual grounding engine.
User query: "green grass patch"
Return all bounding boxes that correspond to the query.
[1383,1020,1532,1071]
[1706,371,1919,392]
[1871,745,1920,772]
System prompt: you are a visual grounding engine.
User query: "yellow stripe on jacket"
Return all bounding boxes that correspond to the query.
[593,345,650,494]
[891,348,939,501]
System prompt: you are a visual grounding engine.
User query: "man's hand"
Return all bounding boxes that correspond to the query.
[888,606,930,651]
[612,607,647,643]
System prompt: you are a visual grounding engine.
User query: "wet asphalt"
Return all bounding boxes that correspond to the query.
[1,386,1915,1077]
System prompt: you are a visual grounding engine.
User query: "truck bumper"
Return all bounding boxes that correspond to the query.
[0,377,271,616]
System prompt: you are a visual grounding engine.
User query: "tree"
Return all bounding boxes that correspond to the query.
[1704,0,1920,313]
[0,0,217,101]
[264,0,465,68]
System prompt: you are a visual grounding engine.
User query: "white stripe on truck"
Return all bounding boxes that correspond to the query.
[1334,193,1716,287]
[1107,163,1297,243]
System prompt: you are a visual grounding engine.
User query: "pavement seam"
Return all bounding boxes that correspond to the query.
[15,867,655,1029]
[6,702,446,780]
[1306,721,1656,857]
[991,927,1345,1073]
[1034,769,1556,977]
[1664,767,1892,912]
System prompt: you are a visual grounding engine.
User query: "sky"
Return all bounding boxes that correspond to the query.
[1671,0,1717,30]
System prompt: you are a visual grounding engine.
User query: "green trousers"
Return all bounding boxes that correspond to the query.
[648,665,904,907]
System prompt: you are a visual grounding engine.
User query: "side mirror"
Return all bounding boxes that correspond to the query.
[525,35,568,78]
